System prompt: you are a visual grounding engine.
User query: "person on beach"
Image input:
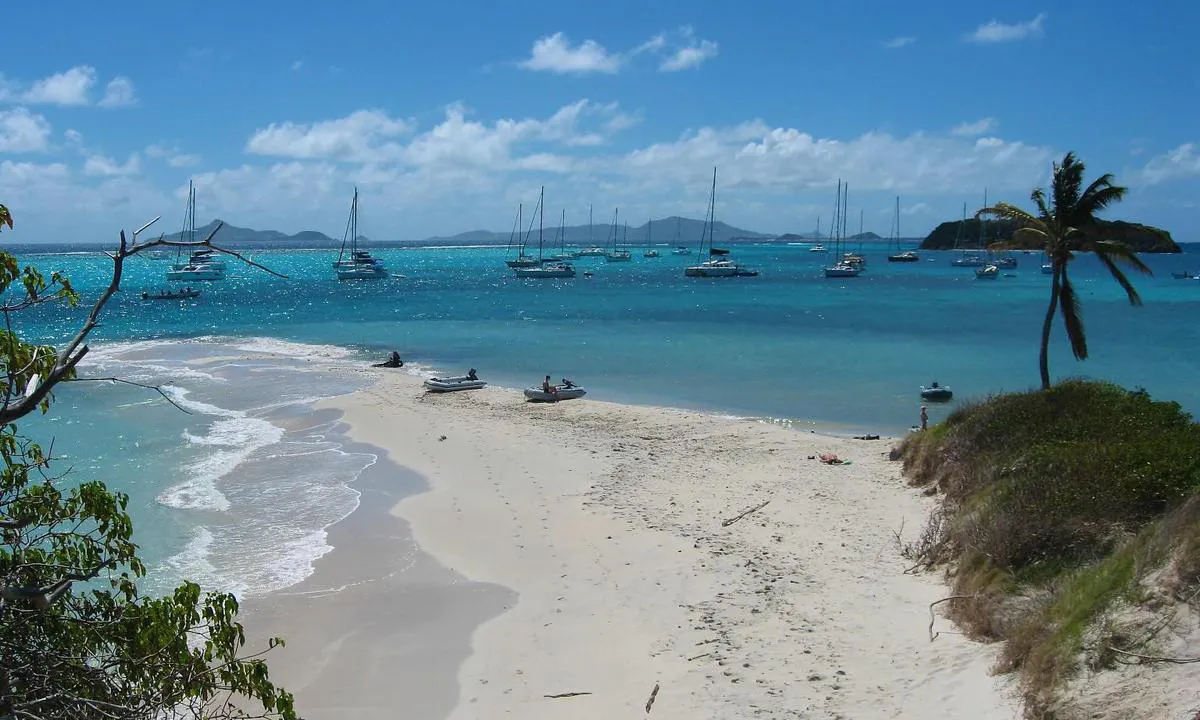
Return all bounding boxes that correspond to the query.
[542,375,557,398]
[467,368,478,381]
[920,405,928,431]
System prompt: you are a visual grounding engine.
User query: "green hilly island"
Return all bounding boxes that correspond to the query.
[919,218,1180,253]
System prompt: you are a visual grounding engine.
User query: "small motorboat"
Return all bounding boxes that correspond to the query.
[424,373,487,393]
[141,288,201,300]
[1171,271,1197,280]
[887,251,920,263]
[975,264,999,280]
[523,383,587,402]
[920,383,953,402]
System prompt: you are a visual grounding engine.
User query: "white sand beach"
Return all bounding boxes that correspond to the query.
[261,369,1019,719]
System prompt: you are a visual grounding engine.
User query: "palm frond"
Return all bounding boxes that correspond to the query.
[1052,152,1085,224]
[1031,188,1053,224]
[990,226,1052,252]
[1075,180,1127,220]
[1057,269,1088,360]
[979,202,1041,227]
[1091,240,1152,275]
[1093,251,1144,307]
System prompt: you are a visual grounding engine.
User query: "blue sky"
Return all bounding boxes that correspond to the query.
[2,0,1198,243]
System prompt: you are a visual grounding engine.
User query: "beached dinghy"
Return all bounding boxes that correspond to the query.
[523,384,587,402]
[423,373,487,393]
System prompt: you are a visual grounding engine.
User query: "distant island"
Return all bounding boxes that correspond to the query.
[920,218,1180,253]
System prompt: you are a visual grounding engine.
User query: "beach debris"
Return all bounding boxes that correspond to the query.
[687,652,712,662]
[929,595,975,641]
[852,434,880,440]
[720,499,771,527]
[543,691,593,699]
[438,434,447,441]
[644,682,660,714]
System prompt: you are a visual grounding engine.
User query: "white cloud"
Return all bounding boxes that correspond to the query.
[951,117,998,136]
[902,201,931,215]
[246,100,636,168]
[968,13,1047,44]
[0,108,53,152]
[246,109,414,162]
[145,143,201,167]
[291,60,304,71]
[1141,143,1200,185]
[64,128,84,146]
[659,38,719,72]
[98,77,137,108]
[883,36,916,49]
[22,66,97,106]
[519,27,718,74]
[519,33,622,74]
[83,152,141,177]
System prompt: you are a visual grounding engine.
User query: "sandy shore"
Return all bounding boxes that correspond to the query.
[285,369,1020,720]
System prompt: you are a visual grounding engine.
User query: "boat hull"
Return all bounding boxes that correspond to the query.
[605,253,632,262]
[887,253,919,262]
[505,257,542,268]
[165,268,223,281]
[823,266,861,278]
[514,264,576,278]
[523,386,587,402]
[685,265,738,277]
[423,376,488,393]
[920,387,954,402]
[337,267,390,280]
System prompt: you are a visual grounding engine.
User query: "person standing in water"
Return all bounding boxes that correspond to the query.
[920,405,929,431]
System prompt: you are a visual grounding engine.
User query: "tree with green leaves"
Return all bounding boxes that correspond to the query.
[0,203,298,719]
[980,152,1152,390]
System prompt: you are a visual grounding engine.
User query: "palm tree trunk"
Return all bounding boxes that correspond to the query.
[1039,265,1062,390]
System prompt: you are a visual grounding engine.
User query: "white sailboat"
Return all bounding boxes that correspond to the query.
[823,179,861,278]
[605,210,632,262]
[951,199,987,267]
[643,218,660,257]
[686,167,758,278]
[514,188,576,278]
[886,198,919,262]
[335,188,390,280]
[670,217,691,255]
[166,181,225,282]
[809,216,826,252]
[577,205,606,256]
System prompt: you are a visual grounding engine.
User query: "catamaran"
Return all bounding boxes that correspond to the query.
[823,179,861,278]
[334,188,390,280]
[166,181,226,282]
[514,188,576,278]
[685,167,757,278]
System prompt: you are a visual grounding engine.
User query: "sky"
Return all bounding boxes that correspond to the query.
[1,0,1199,244]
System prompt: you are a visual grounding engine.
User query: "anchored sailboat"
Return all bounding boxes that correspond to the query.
[514,188,576,278]
[334,188,390,280]
[886,196,919,262]
[823,179,861,278]
[166,181,225,282]
[685,167,757,278]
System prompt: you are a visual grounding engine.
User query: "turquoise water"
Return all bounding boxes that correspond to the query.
[8,241,1200,596]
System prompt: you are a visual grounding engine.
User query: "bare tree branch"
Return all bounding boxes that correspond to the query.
[0,222,287,425]
[66,377,191,414]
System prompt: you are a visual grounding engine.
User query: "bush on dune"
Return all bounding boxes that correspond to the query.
[897,379,1200,716]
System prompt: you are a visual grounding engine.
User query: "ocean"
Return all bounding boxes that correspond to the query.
[9,240,1200,598]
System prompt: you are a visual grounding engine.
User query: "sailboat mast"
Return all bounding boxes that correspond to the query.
[981,188,988,251]
[560,208,566,252]
[589,204,593,246]
[538,186,544,259]
[858,208,863,254]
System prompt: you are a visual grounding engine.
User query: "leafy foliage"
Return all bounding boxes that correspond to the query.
[0,204,297,719]
[898,380,1200,715]
[980,153,1152,389]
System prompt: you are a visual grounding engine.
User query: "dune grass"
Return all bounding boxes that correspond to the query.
[897,379,1200,717]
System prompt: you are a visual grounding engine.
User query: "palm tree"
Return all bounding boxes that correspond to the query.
[980,152,1152,390]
